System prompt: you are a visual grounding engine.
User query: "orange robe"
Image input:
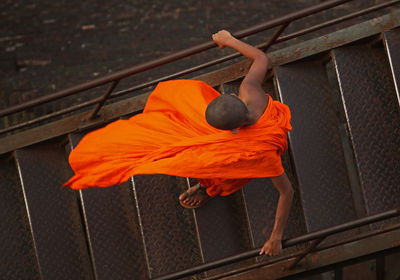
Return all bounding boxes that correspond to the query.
[64,80,292,197]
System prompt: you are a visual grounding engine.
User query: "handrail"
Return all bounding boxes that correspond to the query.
[2,1,399,136]
[205,222,400,280]
[0,0,351,119]
[153,207,400,280]
[0,24,289,135]
[2,0,400,137]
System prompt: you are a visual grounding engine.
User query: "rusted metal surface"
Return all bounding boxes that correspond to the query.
[88,79,120,120]
[276,0,400,44]
[0,155,40,280]
[132,174,202,278]
[261,23,290,52]
[154,207,400,280]
[14,140,93,279]
[205,223,400,280]
[68,133,149,280]
[286,237,325,270]
[275,59,357,232]
[332,41,400,222]
[0,97,101,135]
[217,227,400,280]
[273,9,400,66]
[383,27,400,105]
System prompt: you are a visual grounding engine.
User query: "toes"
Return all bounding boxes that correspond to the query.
[179,192,188,201]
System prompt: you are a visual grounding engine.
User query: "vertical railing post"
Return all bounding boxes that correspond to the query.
[89,80,120,120]
[262,23,290,52]
[285,237,325,270]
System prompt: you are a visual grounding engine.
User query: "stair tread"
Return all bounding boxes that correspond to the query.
[0,155,40,280]
[332,42,400,216]
[69,133,148,280]
[276,59,357,231]
[133,174,202,278]
[194,189,253,275]
[14,140,93,279]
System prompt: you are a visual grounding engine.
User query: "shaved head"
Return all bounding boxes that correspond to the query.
[205,94,248,130]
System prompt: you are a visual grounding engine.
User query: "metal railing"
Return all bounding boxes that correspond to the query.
[1,0,399,136]
[153,207,400,280]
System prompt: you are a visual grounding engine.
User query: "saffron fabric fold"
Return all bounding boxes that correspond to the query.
[64,80,292,196]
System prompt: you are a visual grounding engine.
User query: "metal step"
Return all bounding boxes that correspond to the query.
[0,155,40,280]
[14,139,93,279]
[68,133,148,280]
[275,57,358,232]
[132,174,202,279]
[193,185,253,275]
[332,40,400,218]
[383,27,400,106]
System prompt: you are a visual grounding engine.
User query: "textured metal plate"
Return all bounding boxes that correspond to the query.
[332,42,400,220]
[194,188,253,275]
[384,28,400,106]
[275,59,357,232]
[133,174,202,278]
[0,155,40,280]
[69,133,148,280]
[14,140,93,279]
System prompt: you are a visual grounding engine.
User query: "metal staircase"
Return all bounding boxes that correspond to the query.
[1,1,399,279]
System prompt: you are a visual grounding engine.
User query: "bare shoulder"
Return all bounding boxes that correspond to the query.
[239,83,268,124]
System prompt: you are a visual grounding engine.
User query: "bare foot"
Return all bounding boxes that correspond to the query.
[179,183,210,209]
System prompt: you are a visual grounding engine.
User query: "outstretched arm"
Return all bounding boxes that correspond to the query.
[212,30,269,88]
[260,172,294,256]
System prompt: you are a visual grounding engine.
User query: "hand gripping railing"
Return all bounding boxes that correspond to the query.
[153,207,400,280]
[1,0,399,136]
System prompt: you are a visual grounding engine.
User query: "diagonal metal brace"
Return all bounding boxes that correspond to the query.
[89,79,120,120]
[262,22,290,52]
[286,236,325,270]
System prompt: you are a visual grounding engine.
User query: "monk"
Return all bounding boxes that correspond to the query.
[64,30,293,256]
